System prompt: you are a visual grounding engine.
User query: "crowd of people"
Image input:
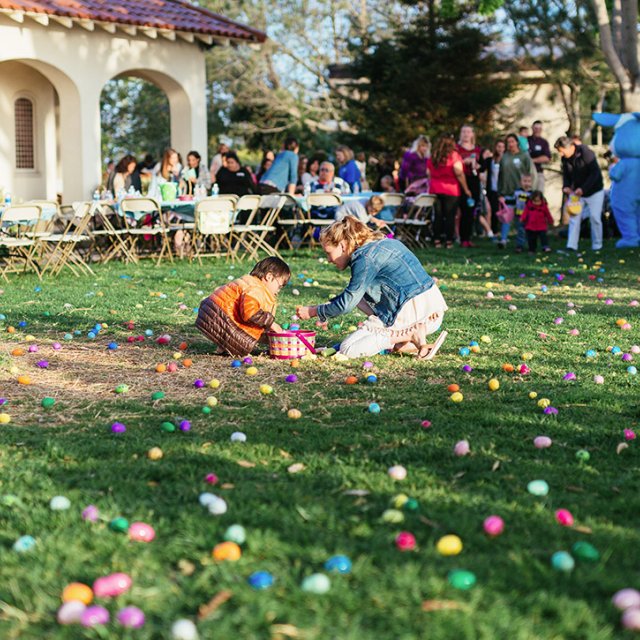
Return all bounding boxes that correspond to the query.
[105,118,609,256]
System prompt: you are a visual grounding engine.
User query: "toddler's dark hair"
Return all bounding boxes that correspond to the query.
[250,257,291,282]
[529,190,546,203]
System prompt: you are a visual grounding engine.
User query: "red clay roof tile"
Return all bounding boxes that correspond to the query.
[0,0,265,42]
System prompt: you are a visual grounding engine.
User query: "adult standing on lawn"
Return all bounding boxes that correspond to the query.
[258,136,299,195]
[554,135,604,251]
[296,217,448,359]
[528,120,551,192]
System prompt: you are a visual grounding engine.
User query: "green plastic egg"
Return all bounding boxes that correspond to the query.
[382,509,405,523]
[115,384,129,394]
[448,570,476,590]
[403,498,420,512]
[224,524,247,545]
[551,551,575,572]
[202,406,212,415]
[41,397,55,408]
[575,449,590,462]
[527,480,549,496]
[301,573,331,594]
[151,391,165,401]
[109,516,129,533]
[160,421,176,433]
[572,541,600,562]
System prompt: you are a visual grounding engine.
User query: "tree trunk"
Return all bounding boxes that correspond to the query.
[591,0,640,111]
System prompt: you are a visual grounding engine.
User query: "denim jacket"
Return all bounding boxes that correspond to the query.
[316,239,434,326]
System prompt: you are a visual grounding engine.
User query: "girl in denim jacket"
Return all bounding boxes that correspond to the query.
[296,217,448,359]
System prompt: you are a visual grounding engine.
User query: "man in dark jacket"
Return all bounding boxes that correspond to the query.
[555,136,604,251]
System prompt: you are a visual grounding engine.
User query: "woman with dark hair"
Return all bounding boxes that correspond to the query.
[216,152,255,196]
[256,150,274,182]
[301,156,320,189]
[483,139,505,234]
[259,137,299,194]
[335,145,362,193]
[112,154,138,194]
[456,125,483,247]
[427,134,472,248]
[182,150,212,195]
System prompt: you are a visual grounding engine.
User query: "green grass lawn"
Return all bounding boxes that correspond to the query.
[1,241,639,639]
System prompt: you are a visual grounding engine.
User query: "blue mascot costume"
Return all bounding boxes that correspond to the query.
[593,112,640,248]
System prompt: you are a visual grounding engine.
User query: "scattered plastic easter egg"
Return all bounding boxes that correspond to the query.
[628,366,637,375]
[450,392,464,403]
[111,421,126,434]
[302,573,331,594]
[248,571,274,590]
[156,364,167,373]
[13,534,36,552]
[448,569,476,590]
[288,408,302,419]
[246,366,258,376]
[231,360,242,368]
[0,412,10,424]
[147,447,163,460]
[593,375,604,384]
[117,606,145,628]
[161,421,176,433]
[57,600,86,624]
[209,378,221,389]
[114,384,129,394]
[171,619,199,640]
[551,551,575,572]
[382,509,404,523]
[206,396,218,407]
[388,465,407,481]
[62,582,93,605]
[436,534,463,556]
[368,402,381,413]
[459,347,470,357]
[17,375,31,385]
[259,384,273,395]
[366,374,377,384]
[572,541,600,562]
[224,524,246,544]
[92,573,132,598]
[527,480,549,496]
[345,376,358,385]
[50,496,71,511]
[534,436,552,449]
[622,609,640,631]
[82,505,99,522]
[395,531,416,551]
[454,440,470,456]
[212,541,241,561]
[207,496,227,515]
[324,555,352,574]
[483,515,504,537]
[109,517,129,533]
[129,522,155,542]
[52,342,62,350]
[285,374,298,383]
[612,588,640,611]
[230,431,247,442]
[555,509,574,527]
[80,605,110,627]
[576,449,590,462]
[488,378,499,391]
[193,379,205,388]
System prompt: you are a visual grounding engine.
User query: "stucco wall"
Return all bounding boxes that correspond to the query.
[0,15,208,202]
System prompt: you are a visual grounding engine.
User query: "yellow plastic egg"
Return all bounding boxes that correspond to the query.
[488,378,499,391]
[392,493,409,509]
[537,398,551,409]
[208,379,221,389]
[450,392,464,403]
[206,396,218,407]
[522,352,533,361]
[480,335,491,344]
[452,274,459,280]
[147,447,163,460]
[288,408,302,419]
[245,366,258,376]
[172,352,182,360]
[0,413,10,424]
[436,534,463,556]
[9,366,19,375]
[62,582,93,605]
[529,391,538,399]
[25,335,36,342]
[259,384,273,395]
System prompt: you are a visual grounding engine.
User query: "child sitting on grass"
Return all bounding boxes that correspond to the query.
[521,190,554,254]
[196,257,289,356]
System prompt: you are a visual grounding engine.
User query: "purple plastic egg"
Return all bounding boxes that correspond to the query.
[462,365,473,373]
[194,379,205,388]
[563,372,576,381]
[111,422,126,434]
[82,504,99,522]
[612,589,640,611]
[554,317,564,325]
[179,420,191,432]
[80,605,110,627]
[36,360,49,368]
[544,406,559,415]
[117,606,145,628]
[363,361,374,369]
[622,353,633,362]
[285,374,298,383]
[243,356,253,365]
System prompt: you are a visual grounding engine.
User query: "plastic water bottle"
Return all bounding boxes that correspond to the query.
[128,185,135,195]
[212,183,219,196]
[303,182,311,197]
[4,190,11,206]
[93,189,100,202]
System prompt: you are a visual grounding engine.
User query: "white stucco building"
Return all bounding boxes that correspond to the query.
[0,0,264,202]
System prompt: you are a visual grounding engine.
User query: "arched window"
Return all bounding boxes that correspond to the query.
[15,97,35,170]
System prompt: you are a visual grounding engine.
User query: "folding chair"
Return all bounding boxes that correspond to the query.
[27,200,59,238]
[191,196,236,264]
[120,197,174,265]
[274,194,308,251]
[395,193,435,248]
[230,193,285,261]
[40,202,95,277]
[376,193,405,234]
[88,201,137,264]
[0,204,43,280]
[303,192,343,246]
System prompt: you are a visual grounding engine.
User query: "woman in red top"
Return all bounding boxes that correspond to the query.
[521,190,554,254]
[427,134,472,248]
[456,124,484,247]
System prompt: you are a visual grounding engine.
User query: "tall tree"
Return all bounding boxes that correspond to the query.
[589,0,640,111]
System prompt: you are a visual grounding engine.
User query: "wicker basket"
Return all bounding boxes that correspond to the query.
[268,330,316,359]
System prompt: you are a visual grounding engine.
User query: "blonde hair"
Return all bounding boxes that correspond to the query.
[335,145,354,163]
[320,216,385,253]
[160,147,178,180]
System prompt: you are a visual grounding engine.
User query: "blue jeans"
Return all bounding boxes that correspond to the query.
[501,217,526,248]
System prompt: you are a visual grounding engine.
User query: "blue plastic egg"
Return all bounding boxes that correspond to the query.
[324,555,352,574]
[368,402,381,414]
[64,333,73,341]
[231,360,242,368]
[585,349,596,358]
[612,346,622,355]
[459,347,470,357]
[541,285,548,292]
[628,366,638,375]
[108,342,118,350]
[551,551,575,572]
[469,340,479,347]
[87,332,96,339]
[18,321,27,328]
[248,571,274,590]
[145,329,153,336]
[13,535,36,553]
[366,375,377,384]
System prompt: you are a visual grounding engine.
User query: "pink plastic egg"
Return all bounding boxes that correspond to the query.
[555,509,574,527]
[129,522,155,543]
[624,429,636,441]
[631,345,640,354]
[421,420,432,428]
[613,589,640,611]
[593,375,604,384]
[622,608,640,631]
[52,342,62,350]
[395,531,416,551]
[28,345,38,353]
[454,440,470,456]
[57,600,86,624]
[117,606,146,628]
[156,334,171,345]
[93,573,132,598]
[630,300,639,307]
[483,515,504,537]
[80,605,109,627]
[534,436,552,449]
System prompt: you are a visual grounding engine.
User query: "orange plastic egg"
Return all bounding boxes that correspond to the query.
[447,383,460,393]
[345,376,358,385]
[11,348,25,357]
[62,582,93,605]
[179,342,188,351]
[502,363,515,373]
[7,326,15,333]
[155,363,167,373]
[17,375,31,385]
[182,359,193,368]
[212,541,241,561]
